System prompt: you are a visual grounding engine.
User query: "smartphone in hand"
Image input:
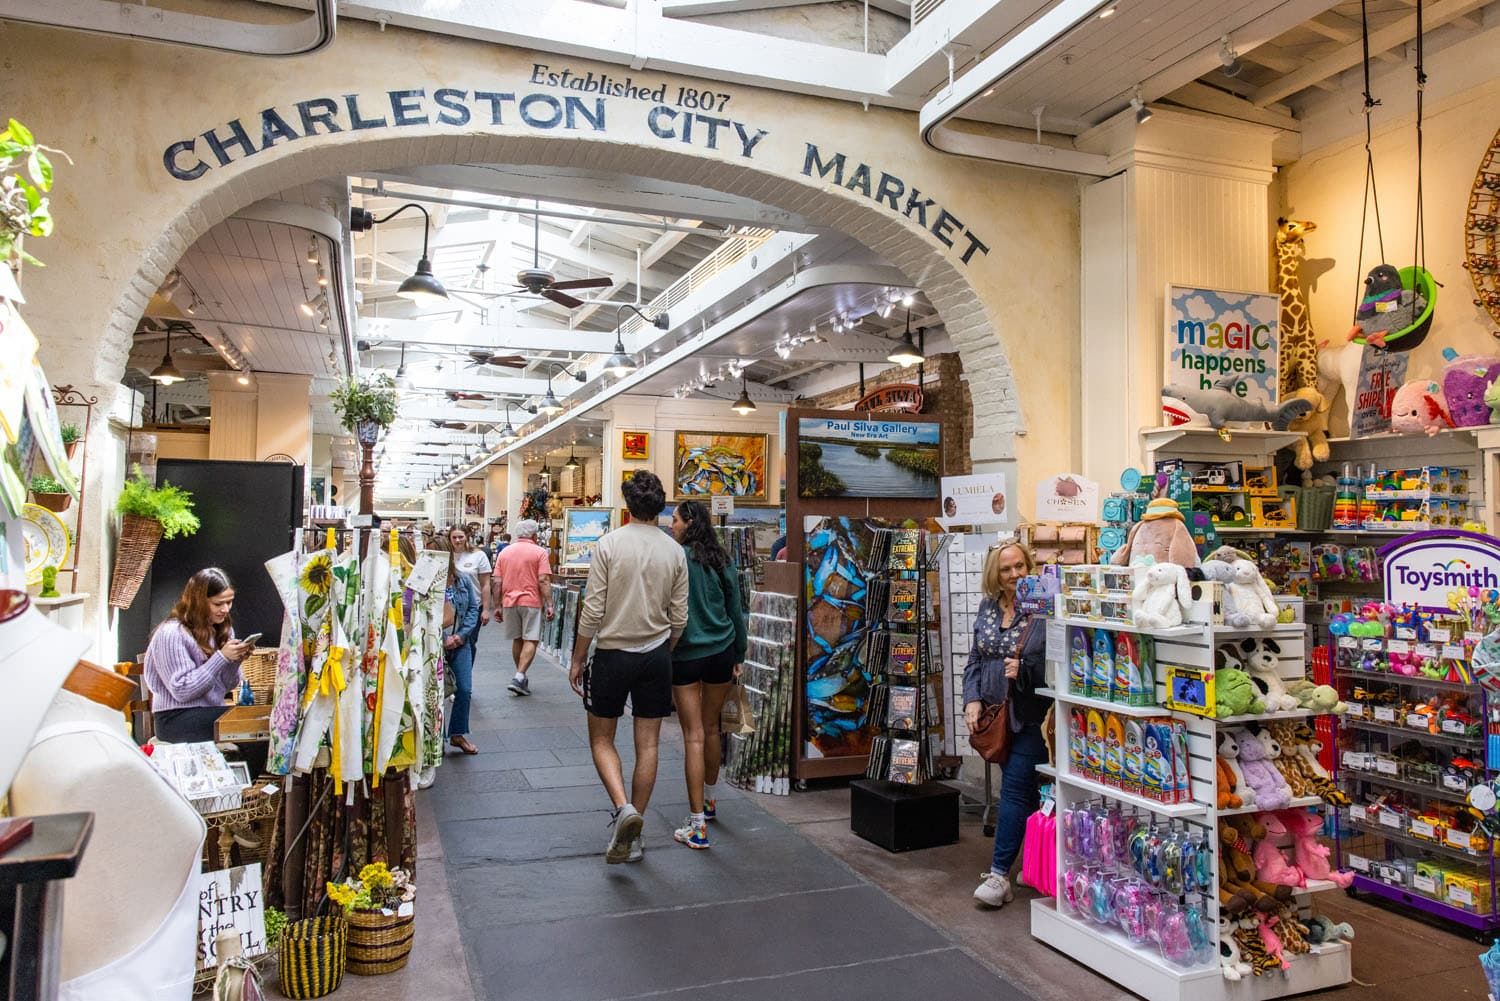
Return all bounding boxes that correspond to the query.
[238,632,264,647]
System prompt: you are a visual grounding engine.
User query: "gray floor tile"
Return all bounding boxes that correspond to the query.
[470,885,949,1001]
[421,768,530,796]
[441,809,621,864]
[494,726,594,751]
[642,948,1028,1001]
[522,763,614,788]
[429,784,610,824]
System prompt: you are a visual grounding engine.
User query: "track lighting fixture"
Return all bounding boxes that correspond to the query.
[236,369,252,386]
[1131,88,1153,124]
[1218,36,1243,78]
[307,238,319,265]
[316,268,329,287]
[1097,3,1116,17]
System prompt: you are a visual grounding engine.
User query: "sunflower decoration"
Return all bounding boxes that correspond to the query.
[299,553,333,596]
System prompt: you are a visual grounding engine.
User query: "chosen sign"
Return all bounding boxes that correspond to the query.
[1380,530,1500,612]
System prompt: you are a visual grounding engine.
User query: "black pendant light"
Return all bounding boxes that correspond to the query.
[150,324,186,385]
[730,373,757,415]
[887,309,925,367]
[351,203,449,305]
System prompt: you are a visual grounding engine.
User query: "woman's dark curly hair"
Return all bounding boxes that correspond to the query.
[674,500,728,571]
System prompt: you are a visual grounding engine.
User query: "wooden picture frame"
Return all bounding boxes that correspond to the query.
[560,507,614,569]
[673,431,769,501]
[620,430,650,461]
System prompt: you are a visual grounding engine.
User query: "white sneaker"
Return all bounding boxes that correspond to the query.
[973,871,1013,908]
[626,837,644,863]
[606,805,644,864]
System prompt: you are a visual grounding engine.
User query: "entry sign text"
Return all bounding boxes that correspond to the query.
[197,863,267,970]
[711,495,734,517]
[1382,531,1500,612]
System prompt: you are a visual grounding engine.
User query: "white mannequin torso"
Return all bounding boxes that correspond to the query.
[10,690,205,986]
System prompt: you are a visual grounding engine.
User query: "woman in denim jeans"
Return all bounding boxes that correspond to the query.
[963,541,1051,908]
[444,551,482,754]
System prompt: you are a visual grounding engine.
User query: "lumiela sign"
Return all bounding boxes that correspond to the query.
[1381,530,1500,612]
[159,62,990,269]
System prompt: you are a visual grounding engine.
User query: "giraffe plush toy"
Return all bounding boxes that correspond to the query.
[1276,218,1320,399]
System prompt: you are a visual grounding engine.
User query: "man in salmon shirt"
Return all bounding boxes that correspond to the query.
[494,518,555,696]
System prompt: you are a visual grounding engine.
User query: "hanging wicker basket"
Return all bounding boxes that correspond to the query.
[108,514,164,609]
[346,905,415,975]
[277,916,347,999]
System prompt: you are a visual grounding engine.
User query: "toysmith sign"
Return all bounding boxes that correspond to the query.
[159,68,991,267]
[1380,530,1500,611]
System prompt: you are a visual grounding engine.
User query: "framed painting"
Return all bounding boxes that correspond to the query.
[561,507,614,569]
[673,431,768,501]
[621,430,650,461]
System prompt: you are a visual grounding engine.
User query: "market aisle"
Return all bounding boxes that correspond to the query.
[425,637,1035,1001]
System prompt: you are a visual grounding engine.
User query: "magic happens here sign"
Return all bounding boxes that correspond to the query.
[1381,530,1500,612]
[159,64,990,268]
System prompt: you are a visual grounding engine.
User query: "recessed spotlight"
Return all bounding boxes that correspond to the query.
[1098,4,1116,17]
[982,88,996,98]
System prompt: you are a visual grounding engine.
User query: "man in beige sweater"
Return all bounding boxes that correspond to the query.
[569,470,689,864]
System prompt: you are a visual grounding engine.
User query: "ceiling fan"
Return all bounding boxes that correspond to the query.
[503,205,612,309]
[465,349,528,369]
[429,419,470,431]
[446,390,491,401]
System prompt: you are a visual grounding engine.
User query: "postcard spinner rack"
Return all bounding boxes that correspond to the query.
[863,528,952,784]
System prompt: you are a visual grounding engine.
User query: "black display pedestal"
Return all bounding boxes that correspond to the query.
[0,812,93,1001]
[850,778,959,852]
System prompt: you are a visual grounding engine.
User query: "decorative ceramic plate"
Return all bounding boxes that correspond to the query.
[21,501,69,586]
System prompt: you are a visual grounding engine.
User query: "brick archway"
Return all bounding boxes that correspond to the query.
[100,131,1022,454]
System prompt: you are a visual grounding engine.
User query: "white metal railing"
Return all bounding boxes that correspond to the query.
[613,227,776,341]
[912,0,945,26]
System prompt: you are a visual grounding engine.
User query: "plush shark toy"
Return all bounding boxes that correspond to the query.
[1162,377,1314,432]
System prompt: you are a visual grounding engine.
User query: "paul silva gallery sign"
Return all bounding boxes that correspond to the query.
[160,65,990,267]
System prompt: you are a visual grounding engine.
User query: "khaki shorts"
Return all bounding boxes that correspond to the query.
[500,605,543,642]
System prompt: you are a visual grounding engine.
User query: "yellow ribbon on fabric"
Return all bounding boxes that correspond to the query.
[326,527,336,552]
[371,648,388,788]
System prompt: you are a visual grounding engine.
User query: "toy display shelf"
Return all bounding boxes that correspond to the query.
[1220,794,1323,817]
[1346,819,1494,867]
[1346,873,1498,932]
[1341,718,1483,750]
[1338,667,1473,692]
[1342,768,1473,805]
[1041,687,1323,726]
[1141,426,1305,463]
[1036,617,1352,1001]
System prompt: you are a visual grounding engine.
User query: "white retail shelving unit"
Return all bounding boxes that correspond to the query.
[1030,613,1353,1001]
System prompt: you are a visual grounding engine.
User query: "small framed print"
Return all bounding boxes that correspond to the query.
[621,431,650,461]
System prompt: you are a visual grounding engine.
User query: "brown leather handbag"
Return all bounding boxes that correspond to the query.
[969,699,1012,764]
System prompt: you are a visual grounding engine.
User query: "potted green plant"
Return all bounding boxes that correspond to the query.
[329,373,398,446]
[109,465,200,609]
[29,472,70,512]
[0,118,70,269]
[59,422,80,459]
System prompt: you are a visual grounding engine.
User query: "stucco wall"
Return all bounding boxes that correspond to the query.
[1279,76,1500,428]
[4,17,1082,639]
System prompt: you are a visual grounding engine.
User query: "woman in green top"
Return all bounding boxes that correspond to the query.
[668,499,748,849]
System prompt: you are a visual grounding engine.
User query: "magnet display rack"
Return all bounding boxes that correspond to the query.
[861,527,952,784]
[1031,609,1351,1001]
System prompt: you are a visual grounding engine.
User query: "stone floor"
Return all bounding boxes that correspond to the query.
[278,639,1492,1001]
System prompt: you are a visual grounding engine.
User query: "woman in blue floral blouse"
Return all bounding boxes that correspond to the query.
[963,541,1050,908]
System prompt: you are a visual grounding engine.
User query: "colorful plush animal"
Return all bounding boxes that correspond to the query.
[1389,379,1454,436]
[1215,662,1265,718]
[1253,815,1305,888]
[1162,378,1313,432]
[1234,919,1281,975]
[1305,915,1355,944]
[1235,727,1293,810]
[1441,349,1500,427]
[1486,378,1500,425]
[1110,498,1200,568]
[1130,561,1194,628]
[1317,339,1365,432]
[1285,386,1332,475]
[1219,917,1253,981]
[1274,807,1354,888]
[1219,818,1292,913]
[1284,678,1347,714]
[1347,263,1426,345]
[1218,731,1250,809]
[1239,637,1299,711]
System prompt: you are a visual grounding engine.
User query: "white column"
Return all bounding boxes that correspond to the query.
[1075,109,1278,479]
[252,372,313,465]
[206,371,257,460]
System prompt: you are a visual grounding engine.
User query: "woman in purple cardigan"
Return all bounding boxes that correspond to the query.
[143,567,252,744]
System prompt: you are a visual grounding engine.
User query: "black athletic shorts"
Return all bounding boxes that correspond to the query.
[672,643,738,687]
[584,642,673,719]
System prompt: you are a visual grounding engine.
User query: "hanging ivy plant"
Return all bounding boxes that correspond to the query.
[0,118,71,268]
[329,372,399,433]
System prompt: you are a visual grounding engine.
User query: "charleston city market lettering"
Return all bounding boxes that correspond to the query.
[160,76,991,268]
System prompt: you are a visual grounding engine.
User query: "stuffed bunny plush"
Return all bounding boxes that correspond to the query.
[1131,562,1194,628]
[1223,559,1279,630]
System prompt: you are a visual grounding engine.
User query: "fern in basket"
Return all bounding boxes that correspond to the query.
[116,466,200,539]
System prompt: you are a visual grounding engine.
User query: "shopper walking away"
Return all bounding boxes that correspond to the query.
[495,519,554,696]
[449,525,495,626]
[667,500,747,849]
[443,548,482,755]
[569,471,689,864]
[488,527,511,566]
[964,541,1050,908]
